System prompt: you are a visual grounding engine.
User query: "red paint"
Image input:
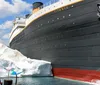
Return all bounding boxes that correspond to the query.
[53,68,100,82]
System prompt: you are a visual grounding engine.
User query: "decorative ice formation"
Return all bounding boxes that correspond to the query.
[91,80,100,85]
[0,43,52,77]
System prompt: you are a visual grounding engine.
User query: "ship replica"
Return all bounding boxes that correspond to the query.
[9,0,100,82]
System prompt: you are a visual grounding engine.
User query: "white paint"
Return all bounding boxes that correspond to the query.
[0,43,52,77]
[9,18,25,43]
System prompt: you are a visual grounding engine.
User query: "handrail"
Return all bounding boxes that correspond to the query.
[39,0,59,9]
[26,0,83,26]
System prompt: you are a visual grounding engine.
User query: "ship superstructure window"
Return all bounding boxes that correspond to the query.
[57,18,59,20]
[69,14,71,16]
[71,5,74,7]
[63,16,65,18]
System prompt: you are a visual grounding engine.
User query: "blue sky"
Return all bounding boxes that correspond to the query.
[0,0,50,46]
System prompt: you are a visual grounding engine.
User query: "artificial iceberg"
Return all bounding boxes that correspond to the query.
[0,43,52,77]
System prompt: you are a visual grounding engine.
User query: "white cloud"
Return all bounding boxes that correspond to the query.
[0,39,5,45]
[0,0,31,18]
[0,30,5,35]
[0,20,13,45]
[0,39,4,43]
[0,20,13,29]
[2,33,9,39]
[0,0,32,45]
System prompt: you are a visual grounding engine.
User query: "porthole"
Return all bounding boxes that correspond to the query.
[69,14,71,16]
[57,18,59,20]
[63,16,65,18]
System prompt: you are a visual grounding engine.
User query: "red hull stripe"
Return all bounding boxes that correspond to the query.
[53,68,100,82]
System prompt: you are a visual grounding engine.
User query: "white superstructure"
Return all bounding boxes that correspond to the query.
[9,17,25,43]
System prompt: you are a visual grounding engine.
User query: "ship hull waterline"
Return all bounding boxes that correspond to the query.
[10,0,100,82]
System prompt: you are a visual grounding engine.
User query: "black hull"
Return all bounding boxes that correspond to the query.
[10,0,100,70]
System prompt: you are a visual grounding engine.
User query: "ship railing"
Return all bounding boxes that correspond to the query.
[12,23,25,31]
[9,26,23,43]
[10,23,25,38]
[25,0,83,26]
[39,0,59,9]
[25,0,59,19]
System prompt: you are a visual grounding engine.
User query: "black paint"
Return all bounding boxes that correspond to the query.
[10,0,100,70]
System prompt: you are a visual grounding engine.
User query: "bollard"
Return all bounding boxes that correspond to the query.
[4,80,13,85]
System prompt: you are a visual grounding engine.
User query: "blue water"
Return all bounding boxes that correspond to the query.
[2,77,93,85]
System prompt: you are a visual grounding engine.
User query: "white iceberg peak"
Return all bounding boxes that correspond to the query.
[0,43,52,77]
